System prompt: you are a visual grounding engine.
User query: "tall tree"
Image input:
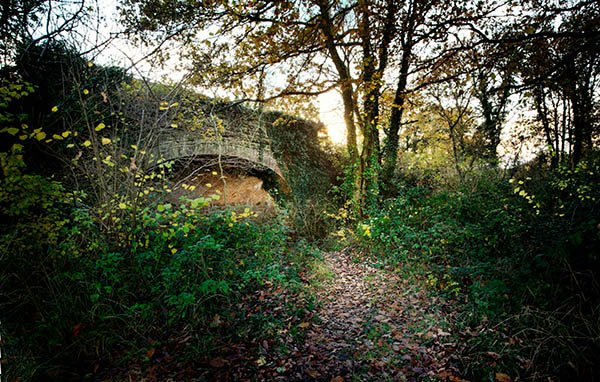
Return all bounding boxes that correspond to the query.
[0,0,89,65]
[121,0,509,211]
[470,46,514,164]
[474,0,600,166]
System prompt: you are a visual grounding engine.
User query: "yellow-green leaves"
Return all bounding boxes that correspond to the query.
[358,223,372,238]
[51,106,58,112]
[159,101,179,111]
[95,122,106,131]
[4,127,19,135]
[83,140,92,147]
[157,203,172,212]
[101,137,111,145]
[34,129,46,141]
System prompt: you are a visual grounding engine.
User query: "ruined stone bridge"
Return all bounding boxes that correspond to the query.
[154,133,285,181]
[139,96,331,200]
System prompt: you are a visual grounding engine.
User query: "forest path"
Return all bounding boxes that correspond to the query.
[289,249,461,381]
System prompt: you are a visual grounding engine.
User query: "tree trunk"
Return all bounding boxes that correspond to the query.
[356,0,387,213]
[381,52,410,189]
[316,0,358,160]
[381,7,415,191]
[533,84,558,168]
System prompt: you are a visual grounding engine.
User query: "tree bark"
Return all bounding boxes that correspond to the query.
[381,0,416,190]
[316,0,358,160]
[381,48,411,188]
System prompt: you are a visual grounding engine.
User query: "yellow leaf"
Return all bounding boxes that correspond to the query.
[205,183,212,188]
[171,248,177,254]
[66,143,75,148]
[299,322,310,329]
[95,122,106,131]
[170,123,178,128]
[83,89,89,95]
[5,127,19,135]
[19,134,27,140]
[101,137,111,145]
[83,140,92,147]
[35,131,47,141]
[131,144,138,150]
[87,62,94,67]
[51,106,58,112]
[211,171,218,175]
[61,131,71,138]
[118,202,127,209]
[52,134,64,140]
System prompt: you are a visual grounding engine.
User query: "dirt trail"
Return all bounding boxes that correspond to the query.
[116,250,466,381]
[290,250,462,381]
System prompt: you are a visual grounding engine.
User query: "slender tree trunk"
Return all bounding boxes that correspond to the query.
[449,122,463,181]
[571,92,585,165]
[381,4,415,190]
[316,0,358,160]
[357,0,381,212]
[341,85,358,159]
[381,50,410,189]
[533,85,557,168]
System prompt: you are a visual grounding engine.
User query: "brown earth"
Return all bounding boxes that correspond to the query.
[110,250,480,381]
[204,250,466,381]
[172,172,275,209]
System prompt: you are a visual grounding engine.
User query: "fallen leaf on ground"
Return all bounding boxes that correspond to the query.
[146,348,156,359]
[209,357,227,368]
[495,372,512,382]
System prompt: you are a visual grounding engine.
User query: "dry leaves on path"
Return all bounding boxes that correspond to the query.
[281,249,467,381]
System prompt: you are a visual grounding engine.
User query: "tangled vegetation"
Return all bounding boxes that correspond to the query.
[1,0,599,380]
[0,42,327,381]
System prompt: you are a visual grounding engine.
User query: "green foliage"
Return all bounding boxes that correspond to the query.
[266,113,341,241]
[355,162,600,379]
[0,58,316,381]
[0,163,309,379]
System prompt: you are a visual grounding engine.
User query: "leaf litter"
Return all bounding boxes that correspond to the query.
[280,249,467,381]
[110,249,500,381]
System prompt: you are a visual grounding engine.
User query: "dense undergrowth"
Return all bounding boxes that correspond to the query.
[2,40,599,382]
[0,44,326,381]
[0,148,320,380]
[353,160,600,380]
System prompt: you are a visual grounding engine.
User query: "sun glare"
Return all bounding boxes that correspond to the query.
[318,90,346,145]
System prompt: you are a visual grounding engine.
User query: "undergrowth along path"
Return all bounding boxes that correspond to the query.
[291,249,463,381]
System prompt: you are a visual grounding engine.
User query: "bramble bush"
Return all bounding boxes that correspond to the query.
[0,59,314,380]
[355,161,600,379]
[0,148,308,379]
